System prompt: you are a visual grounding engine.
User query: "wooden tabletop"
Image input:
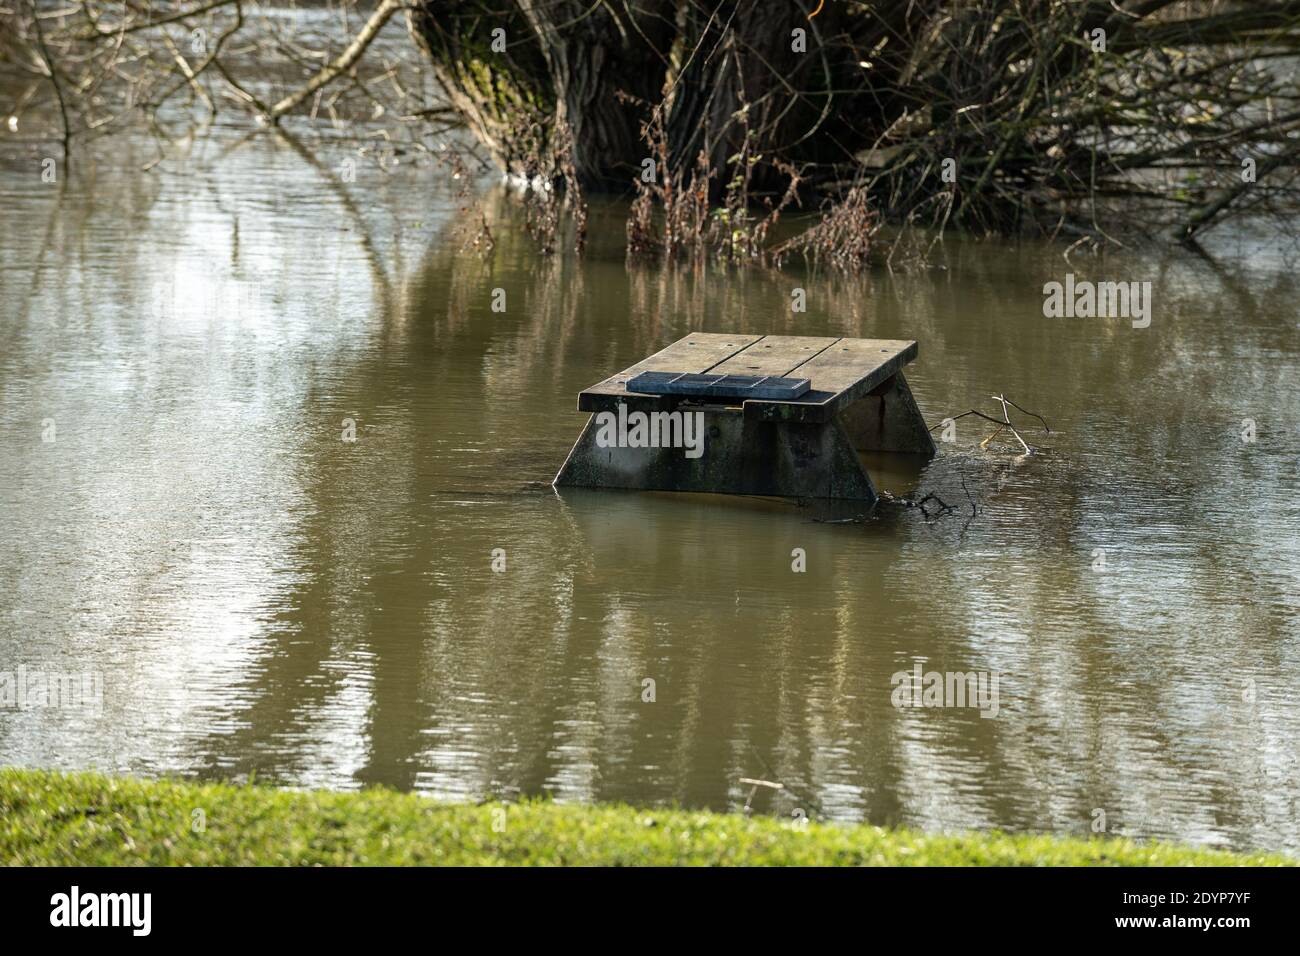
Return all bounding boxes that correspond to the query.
[577,333,918,423]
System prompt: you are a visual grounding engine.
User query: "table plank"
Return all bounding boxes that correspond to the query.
[743,339,918,423]
[577,332,763,412]
[706,336,840,377]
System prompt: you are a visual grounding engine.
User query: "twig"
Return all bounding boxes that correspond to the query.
[266,0,405,123]
[931,394,1051,455]
[71,0,240,40]
[738,778,783,815]
[992,393,1032,455]
[29,0,71,165]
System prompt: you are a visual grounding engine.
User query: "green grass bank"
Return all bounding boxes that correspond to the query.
[1,769,1289,866]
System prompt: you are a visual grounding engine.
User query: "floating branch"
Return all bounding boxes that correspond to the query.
[931,394,1051,455]
[739,777,783,815]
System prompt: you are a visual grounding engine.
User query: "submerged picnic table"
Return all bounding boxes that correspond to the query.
[554,333,935,502]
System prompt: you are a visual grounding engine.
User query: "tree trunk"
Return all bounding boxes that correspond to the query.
[405,1,550,176]
[516,1,673,190]
[406,0,672,190]
[406,1,870,193]
[666,2,840,198]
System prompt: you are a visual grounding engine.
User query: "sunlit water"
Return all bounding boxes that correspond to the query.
[1,106,1298,852]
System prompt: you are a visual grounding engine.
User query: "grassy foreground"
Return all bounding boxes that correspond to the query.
[1,769,1289,866]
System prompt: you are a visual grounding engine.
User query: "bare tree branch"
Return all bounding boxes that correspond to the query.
[266,0,406,123]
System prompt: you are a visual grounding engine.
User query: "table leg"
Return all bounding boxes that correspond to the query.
[836,372,936,456]
[554,406,879,501]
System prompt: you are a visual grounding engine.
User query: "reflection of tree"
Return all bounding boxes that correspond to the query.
[182,197,1300,853]
[5,127,1298,850]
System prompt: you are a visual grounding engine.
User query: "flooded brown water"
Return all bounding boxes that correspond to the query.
[1,110,1298,853]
